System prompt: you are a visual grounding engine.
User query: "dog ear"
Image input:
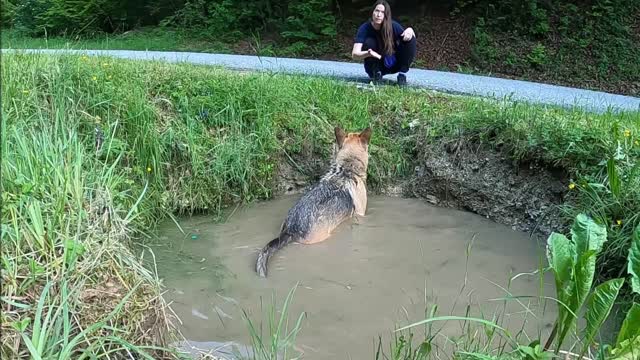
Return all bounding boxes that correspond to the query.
[359,127,372,145]
[335,126,346,147]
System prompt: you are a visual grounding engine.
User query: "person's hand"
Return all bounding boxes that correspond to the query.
[367,49,382,59]
[401,27,415,41]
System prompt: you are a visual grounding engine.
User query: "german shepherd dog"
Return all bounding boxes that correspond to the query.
[255,126,372,277]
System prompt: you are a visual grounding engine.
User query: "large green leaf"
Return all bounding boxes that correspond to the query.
[573,250,598,313]
[616,303,640,347]
[571,213,607,256]
[580,278,625,359]
[556,250,597,353]
[611,335,640,360]
[629,223,640,295]
[546,233,576,302]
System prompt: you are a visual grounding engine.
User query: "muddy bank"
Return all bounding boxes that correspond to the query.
[405,138,569,237]
[278,136,570,239]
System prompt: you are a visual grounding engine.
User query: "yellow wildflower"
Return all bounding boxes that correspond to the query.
[624,129,631,137]
[635,140,639,146]
[92,76,97,81]
[146,167,152,173]
[22,90,29,94]
[568,183,576,190]
[616,219,622,226]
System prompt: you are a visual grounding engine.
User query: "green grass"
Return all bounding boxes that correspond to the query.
[1,51,639,358]
[242,284,306,360]
[1,27,233,53]
[0,26,338,59]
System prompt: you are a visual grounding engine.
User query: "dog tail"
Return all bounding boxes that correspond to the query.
[256,233,294,278]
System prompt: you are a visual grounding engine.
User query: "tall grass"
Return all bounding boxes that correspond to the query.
[1,54,175,358]
[241,284,306,360]
[1,51,639,358]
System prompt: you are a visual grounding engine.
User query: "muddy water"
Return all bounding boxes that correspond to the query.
[149,195,557,359]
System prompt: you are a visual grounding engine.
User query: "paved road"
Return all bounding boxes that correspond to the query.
[4,48,639,114]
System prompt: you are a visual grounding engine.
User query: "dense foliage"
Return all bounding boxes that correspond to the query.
[466,0,640,87]
[3,0,337,42]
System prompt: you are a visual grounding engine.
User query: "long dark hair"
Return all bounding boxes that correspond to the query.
[373,0,394,56]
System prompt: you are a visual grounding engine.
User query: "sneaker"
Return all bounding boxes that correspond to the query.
[397,73,407,86]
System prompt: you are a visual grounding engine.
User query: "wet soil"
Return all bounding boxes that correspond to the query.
[406,139,569,237]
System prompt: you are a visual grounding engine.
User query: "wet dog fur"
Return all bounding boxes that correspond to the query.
[255,126,372,277]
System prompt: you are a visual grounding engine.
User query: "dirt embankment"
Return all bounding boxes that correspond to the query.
[404,138,568,237]
[277,135,570,239]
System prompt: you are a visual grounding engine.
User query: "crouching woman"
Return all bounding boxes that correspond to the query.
[351,0,417,86]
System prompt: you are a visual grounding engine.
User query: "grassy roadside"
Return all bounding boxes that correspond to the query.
[1,51,638,358]
[1,27,235,54]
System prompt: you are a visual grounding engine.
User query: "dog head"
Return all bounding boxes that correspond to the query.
[335,126,372,150]
[333,126,372,173]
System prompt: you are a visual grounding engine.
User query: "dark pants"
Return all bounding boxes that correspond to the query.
[362,36,416,78]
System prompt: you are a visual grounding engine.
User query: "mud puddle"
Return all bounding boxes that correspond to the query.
[148,195,556,359]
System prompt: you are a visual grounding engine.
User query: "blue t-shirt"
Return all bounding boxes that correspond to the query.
[354,20,405,68]
[354,20,405,45]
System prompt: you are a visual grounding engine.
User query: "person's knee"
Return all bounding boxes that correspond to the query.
[363,37,378,51]
[408,35,417,47]
[398,37,416,62]
[400,36,417,52]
